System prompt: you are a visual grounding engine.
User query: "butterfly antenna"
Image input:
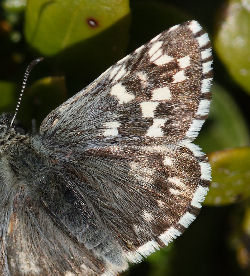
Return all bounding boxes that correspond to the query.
[10,57,44,128]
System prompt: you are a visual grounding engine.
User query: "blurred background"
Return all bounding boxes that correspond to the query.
[0,0,250,275]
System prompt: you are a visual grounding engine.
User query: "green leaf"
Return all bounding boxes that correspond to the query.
[0,81,16,111]
[24,0,130,91]
[20,76,67,127]
[25,0,130,56]
[214,0,250,94]
[123,246,173,276]
[146,246,173,276]
[56,14,130,93]
[229,205,250,270]
[196,83,249,153]
[205,147,250,206]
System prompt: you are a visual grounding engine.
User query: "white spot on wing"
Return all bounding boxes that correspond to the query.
[110,83,135,104]
[140,102,159,118]
[154,54,174,65]
[189,20,202,34]
[142,211,153,222]
[178,212,196,228]
[203,61,212,74]
[172,70,186,83]
[178,56,191,68]
[150,49,162,62]
[113,66,127,81]
[146,118,167,137]
[159,227,181,245]
[200,161,211,181]
[201,48,212,59]
[196,99,210,116]
[197,33,209,47]
[152,86,171,100]
[191,185,209,208]
[163,156,173,166]
[179,140,204,157]
[186,119,205,139]
[136,240,160,257]
[148,41,163,57]
[103,121,121,137]
[169,188,181,195]
[201,78,212,93]
[168,177,186,189]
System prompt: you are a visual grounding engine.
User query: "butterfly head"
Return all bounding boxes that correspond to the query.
[0,113,18,153]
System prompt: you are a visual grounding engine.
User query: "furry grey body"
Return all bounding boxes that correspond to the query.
[0,114,123,275]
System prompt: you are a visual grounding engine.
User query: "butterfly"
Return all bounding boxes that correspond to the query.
[0,20,212,275]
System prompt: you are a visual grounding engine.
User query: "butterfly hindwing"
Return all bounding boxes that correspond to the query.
[2,144,209,276]
[81,141,210,264]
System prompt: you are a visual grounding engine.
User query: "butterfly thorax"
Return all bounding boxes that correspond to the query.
[0,113,29,156]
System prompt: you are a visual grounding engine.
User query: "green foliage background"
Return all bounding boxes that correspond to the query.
[0,0,250,275]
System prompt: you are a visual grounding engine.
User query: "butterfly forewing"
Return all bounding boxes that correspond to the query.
[40,21,212,148]
[1,20,212,276]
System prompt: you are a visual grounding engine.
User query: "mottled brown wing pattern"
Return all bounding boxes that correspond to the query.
[79,143,210,267]
[40,21,212,148]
